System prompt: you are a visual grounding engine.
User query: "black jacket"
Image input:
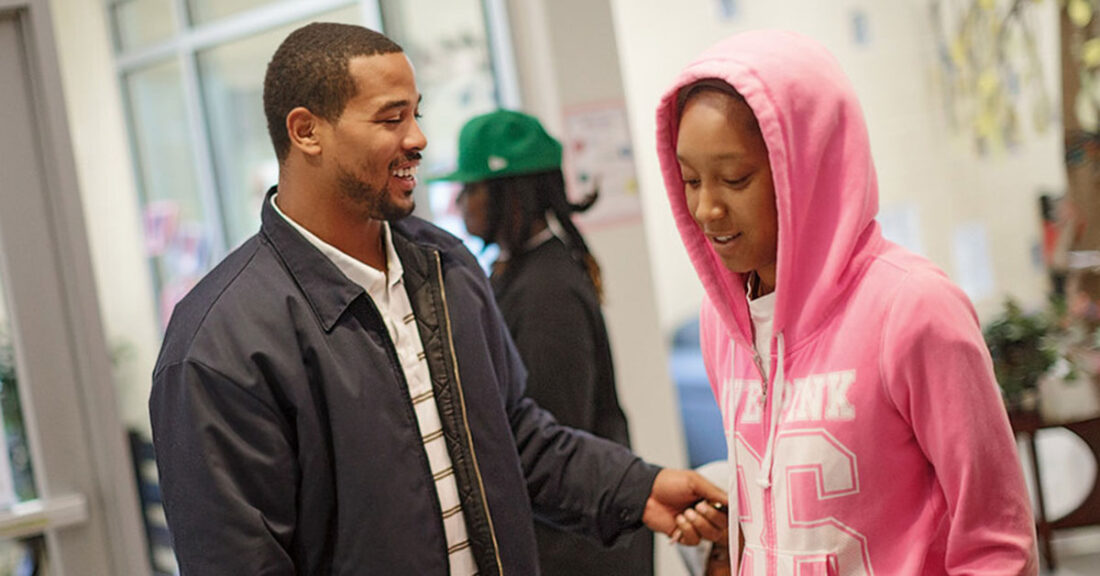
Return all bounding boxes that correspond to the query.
[149,190,660,575]
[494,237,654,576]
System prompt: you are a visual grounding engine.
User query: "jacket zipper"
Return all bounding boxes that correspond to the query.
[434,251,504,575]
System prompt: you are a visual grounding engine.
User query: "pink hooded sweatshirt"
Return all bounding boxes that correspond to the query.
[657,31,1037,575]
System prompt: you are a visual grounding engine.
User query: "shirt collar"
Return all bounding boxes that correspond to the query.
[271,193,404,293]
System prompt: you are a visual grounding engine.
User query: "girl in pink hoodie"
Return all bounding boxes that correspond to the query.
[657,30,1038,575]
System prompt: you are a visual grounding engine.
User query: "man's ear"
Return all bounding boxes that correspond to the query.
[286,107,324,158]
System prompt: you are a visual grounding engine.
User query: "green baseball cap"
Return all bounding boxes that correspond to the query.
[434,109,562,183]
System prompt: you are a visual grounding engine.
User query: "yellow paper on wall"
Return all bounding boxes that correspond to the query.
[1069,0,1093,29]
[1083,38,1100,68]
[978,70,1000,98]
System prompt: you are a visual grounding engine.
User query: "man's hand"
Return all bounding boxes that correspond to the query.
[642,469,728,545]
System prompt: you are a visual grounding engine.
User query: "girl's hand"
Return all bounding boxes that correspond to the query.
[670,499,728,546]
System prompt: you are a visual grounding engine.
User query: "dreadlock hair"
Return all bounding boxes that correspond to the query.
[263,23,404,163]
[483,170,604,300]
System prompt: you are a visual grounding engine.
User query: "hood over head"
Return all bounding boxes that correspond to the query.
[657,30,882,352]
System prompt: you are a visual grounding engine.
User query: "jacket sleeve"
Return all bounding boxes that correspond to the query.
[509,391,660,545]
[150,359,298,576]
[506,282,599,431]
[881,273,1038,575]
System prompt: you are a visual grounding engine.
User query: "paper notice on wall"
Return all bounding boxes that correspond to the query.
[168,221,208,278]
[143,200,180,257]
[562,103,641,227]
[952,222,996,302]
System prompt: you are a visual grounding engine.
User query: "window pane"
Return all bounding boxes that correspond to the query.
[187,0,279,25]
[111,0,176,52]
[196,6,361,248]
[0,538,42,573]
[0,259,38,504]
[380,0,499,178]
[124,60,213,327]
[379,0,500,222]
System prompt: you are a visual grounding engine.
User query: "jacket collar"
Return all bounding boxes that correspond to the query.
[260,186,367,332]
[390,224,430,300]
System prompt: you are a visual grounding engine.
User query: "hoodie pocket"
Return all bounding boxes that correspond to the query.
[739,552,839,576]
[787,553,839,576]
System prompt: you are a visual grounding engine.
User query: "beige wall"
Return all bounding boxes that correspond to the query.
[49,0,160,434]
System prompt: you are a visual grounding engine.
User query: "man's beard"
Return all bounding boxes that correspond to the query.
[336,165,415,221]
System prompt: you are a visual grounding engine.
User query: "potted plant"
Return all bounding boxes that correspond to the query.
[983,299,1058,412]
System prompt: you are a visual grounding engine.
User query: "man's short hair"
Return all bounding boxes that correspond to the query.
[263,22,404,162]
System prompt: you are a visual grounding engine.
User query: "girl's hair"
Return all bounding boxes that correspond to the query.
[676,77,762,135]
[676,78,746,115]
[482,170,603,300]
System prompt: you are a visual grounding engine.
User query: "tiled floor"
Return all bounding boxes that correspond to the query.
[1044,530,1100,575]
[1046,552,1099,575]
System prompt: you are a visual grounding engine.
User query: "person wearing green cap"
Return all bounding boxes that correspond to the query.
[439,109,654,576]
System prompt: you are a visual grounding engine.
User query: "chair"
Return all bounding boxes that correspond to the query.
[128,430,177,576]
[669,317,727,468]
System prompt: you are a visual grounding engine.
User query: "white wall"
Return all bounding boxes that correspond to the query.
[610,0,1064,332]
[49,0,161,435]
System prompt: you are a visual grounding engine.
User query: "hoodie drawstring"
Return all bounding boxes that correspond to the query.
[756,332,785,489]
[727,339,742,576]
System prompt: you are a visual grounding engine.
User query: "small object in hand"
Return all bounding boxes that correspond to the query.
[696,499,726,513]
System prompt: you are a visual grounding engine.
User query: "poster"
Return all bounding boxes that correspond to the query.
[562,102,641,227]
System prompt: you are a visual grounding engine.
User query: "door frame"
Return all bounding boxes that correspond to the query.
[0,0,148,574]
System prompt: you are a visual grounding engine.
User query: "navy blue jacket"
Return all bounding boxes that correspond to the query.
[150,190,660,575]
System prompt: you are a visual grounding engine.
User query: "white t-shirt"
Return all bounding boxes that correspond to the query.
[748,290,777,380]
